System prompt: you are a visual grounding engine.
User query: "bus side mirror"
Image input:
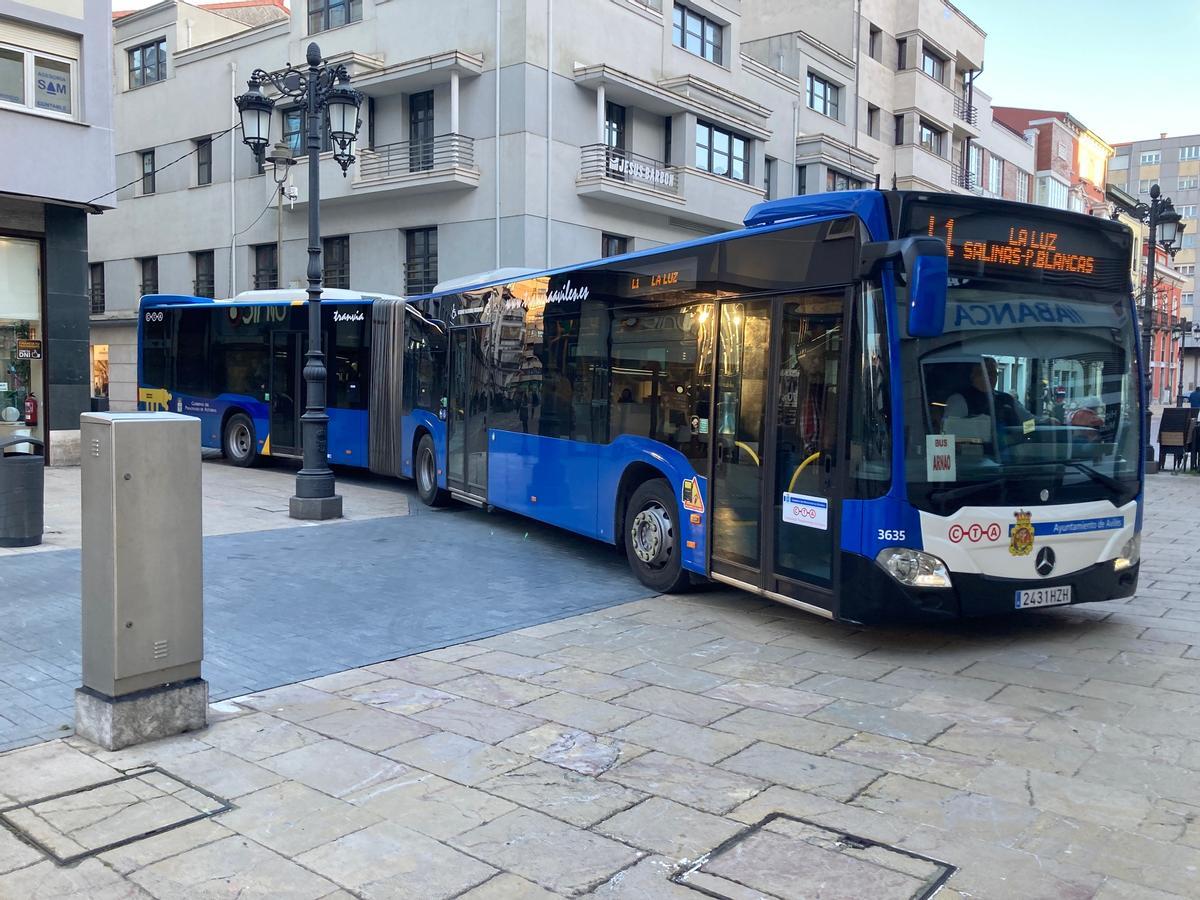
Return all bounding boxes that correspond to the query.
[906,251,948,338]
[860,237,947,338]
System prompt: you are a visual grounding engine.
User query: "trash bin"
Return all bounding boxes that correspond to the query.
[0,436,44,547]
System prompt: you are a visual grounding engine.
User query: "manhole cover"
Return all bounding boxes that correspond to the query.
[673,814,955,900]
[0,767,231,867]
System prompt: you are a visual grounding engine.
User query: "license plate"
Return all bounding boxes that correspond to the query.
[1015,585,1072,609]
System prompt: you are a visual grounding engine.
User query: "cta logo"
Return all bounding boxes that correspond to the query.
[948,522,1002,544]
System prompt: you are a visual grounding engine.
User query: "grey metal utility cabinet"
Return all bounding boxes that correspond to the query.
[75,412,208,750]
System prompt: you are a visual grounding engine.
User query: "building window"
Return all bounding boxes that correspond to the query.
[1184,292,1195,305]
[865,104,880,139]
[1177,264,1195,276]
[1015,171,1030,203]
[308,0,362,34]
[826,169,864,192]
[664,115,673,164]
[694,121,748,182]
[1138,179,1153,194]
[1178,205,1197,218]
[0,44,76,117]
[1180,146,1200,161]
[1185,234,1197,249]
[139,257,158,296]
[193,251,215,298]
[763,157,775,199]
[806,72,840,120]
[894,114,906,146]
[323,236,350,289]
[1037,175,1069,210]
[988,155,1003,194]
[254,244,278,289]
[921,47,945,83]
[1140,150,1161,165]
[283,107,331,153]
[868,24,881,61]
[405,228,437,295]
[601,234,629,258]
[797,164,807,195]
[672,4,722,64]
[917,119,944,156]
[1179,176,1198,190]
[604,101,626,150]
[141,150,155,194]
[967,143,982,186]
[1055,139,1069,160]
[196,137,212,186]
[128,38,166,89]
[89,263,105,315]
[896,37,907,70]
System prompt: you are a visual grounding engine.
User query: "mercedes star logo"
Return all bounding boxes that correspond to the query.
[1035,547,1056,577]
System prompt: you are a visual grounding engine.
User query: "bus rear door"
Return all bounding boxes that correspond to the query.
[270,330,305,456]
[446,324,489,500]
[708,289,851,616]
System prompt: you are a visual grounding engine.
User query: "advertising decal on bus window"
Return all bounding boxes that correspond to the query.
[782,492,828,529]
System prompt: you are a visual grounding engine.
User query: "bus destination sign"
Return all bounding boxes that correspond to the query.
[901,199,1130,291]
[619,257,698,298]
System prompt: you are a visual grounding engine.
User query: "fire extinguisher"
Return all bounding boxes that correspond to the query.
[24,392,37,426]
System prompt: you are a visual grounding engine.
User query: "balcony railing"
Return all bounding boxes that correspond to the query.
[950,162,975,191]
[579,145,680,194]
[954,96,978,125]
[357,134,475,181]
[89,289,105,315]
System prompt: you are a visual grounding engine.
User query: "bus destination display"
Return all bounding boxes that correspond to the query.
[901,200,1130,290]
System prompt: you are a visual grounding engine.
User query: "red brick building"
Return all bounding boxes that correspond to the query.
[992,108,1112,214]
[1147,244,1187,404]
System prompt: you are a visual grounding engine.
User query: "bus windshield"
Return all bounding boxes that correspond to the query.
[901,284,1140,514]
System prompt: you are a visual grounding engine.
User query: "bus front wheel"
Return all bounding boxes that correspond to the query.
[624,479,690,594]
[415,434,448,507]
[223,413,257,468]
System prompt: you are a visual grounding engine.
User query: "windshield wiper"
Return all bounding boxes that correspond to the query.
[1062,461,1124,493]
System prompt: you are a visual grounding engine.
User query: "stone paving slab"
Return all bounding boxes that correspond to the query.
[3,471,1200,895]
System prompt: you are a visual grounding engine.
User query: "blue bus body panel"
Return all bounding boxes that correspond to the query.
[327,409,368,467]
[487,431,707,574]
[743,191,892,240]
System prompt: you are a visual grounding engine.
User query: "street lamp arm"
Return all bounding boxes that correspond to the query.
[249,63,349,107]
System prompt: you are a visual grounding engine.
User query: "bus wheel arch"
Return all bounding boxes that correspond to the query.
[617,465,690,594]
[222,410,257,467]
[413,429,448,507]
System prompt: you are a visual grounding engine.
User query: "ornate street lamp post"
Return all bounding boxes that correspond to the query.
[1130,185,1185,460]
[235,44,362,519]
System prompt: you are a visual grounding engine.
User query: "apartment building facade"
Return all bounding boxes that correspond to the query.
[90,0,1029,409]
[1109,133,1200,324]
[0,0,114,463]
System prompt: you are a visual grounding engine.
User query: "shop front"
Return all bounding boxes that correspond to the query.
[0,235,44,452]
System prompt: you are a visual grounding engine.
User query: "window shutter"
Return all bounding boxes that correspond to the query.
[0,19,80,60]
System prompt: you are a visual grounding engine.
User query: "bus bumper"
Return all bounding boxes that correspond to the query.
[839,552,1139,622]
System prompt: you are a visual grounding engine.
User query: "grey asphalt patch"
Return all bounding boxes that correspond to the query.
[0,500,653,751]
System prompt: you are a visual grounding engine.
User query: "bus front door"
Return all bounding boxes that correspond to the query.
[447,325,488,499]
[710,291,847,615]
[270,331,305,456]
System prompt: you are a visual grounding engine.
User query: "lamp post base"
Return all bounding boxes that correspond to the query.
[289,494,343,520]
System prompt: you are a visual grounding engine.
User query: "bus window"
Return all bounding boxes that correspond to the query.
[141,311,170,390]
[610,302,714,463]
[847,282,891,498]
[211,306,270,401]
[403,314,446,413]
[331,306,369,409]
[175,308,211,398]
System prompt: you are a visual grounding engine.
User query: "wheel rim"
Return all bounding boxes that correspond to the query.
[230,423,252,458]
[418,448,435,494]
[631,501,673,568]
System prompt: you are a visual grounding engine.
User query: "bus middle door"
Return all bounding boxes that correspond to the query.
[446,323,489,500]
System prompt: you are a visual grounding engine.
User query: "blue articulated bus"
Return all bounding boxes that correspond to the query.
[139,190,1143,622]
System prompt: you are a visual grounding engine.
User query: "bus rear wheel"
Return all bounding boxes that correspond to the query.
[415,434,448,507]
[624,479,690,594]
[223,413,257,468]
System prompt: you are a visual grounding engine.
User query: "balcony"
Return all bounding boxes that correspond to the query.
[292,134,479,206]
[577,144,685,212]
[950,162,975,192]
[576,145,763,228]
[954,96,979,126]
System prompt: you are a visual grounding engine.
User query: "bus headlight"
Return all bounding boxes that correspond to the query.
[876,548,952,589]
[1114,535,1140,572]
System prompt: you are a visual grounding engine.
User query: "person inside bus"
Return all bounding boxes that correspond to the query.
[1069,396,1105,443]
[945,356,1031,428]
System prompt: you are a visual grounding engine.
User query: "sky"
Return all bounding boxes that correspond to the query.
[113,0,1198,144]
[953,0,1200,144]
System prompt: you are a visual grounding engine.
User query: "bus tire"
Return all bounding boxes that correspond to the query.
[223,413,257,467]
[415,434,448,507]
[624,479,690,594]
